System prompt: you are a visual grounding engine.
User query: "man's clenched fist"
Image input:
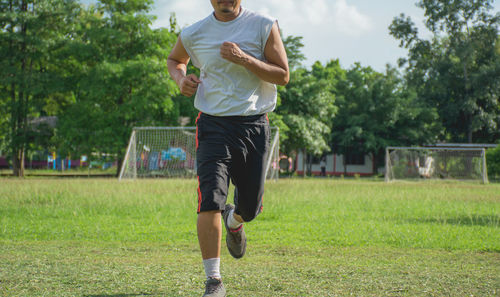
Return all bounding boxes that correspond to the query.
[220,41,249,65]
[179,74,201,97]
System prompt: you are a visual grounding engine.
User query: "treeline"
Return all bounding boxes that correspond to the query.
[1,0,499,177]
[1,0,180,176]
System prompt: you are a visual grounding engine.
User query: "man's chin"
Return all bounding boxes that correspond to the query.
[221,8,232,13]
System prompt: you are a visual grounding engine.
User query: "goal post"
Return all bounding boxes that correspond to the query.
[385,146,488,184]
[119,126,280,181]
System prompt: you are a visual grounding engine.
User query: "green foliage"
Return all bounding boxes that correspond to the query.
[0,0,179,176]
[486,145,500,179]
[54,1,179,174]
[0,0,82,176]
[267,112,289,146]
[389,0,500,143]
[276,38,337,157]
[277,67,336,155]
[282,114,331,155]
[331,63,440,169]
[2,0,498,178]
[282,35,306,70]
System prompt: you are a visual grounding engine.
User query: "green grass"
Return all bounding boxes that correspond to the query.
[0,168,117,178]
[0,179,499,296]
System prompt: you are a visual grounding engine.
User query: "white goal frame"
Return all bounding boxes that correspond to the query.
[119,126,280,181]
[385,146,488,184]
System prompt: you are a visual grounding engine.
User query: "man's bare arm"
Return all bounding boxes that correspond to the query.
[220,22,289,86]
[167,36,201,97]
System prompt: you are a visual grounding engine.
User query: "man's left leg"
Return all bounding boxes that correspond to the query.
[223,119,269,258]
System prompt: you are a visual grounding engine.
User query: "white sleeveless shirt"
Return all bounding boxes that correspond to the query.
[180,7,277,116]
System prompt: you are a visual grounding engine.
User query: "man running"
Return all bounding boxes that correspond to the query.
[167,1,289,296]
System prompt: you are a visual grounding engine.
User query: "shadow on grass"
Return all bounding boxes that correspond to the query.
[405,214,500,227]
[84,293,153,297]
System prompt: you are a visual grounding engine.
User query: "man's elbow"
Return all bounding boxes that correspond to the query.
[167,56,177,65]
[277,71,289,86]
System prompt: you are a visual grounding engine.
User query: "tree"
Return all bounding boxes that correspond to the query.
[266,34,307,154]
[276,66,337,158]
[331,64,441,173]
[0,0,80,176]
[278,35,337,159]
[389,0,500,143]
[282,35,306,71]
[55,0,179,176]
[486,144,500,180]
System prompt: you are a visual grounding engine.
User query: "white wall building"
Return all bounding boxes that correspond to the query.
[295,151,375,176]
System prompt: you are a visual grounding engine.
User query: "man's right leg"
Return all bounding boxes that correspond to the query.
[196,113,230,296]
[197,210,222,261]
[196,113,229,264]
[198,210,227,297]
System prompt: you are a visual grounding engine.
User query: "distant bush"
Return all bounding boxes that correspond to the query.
[486,145,500,180]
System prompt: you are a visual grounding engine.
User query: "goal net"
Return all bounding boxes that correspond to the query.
[385,147,488,183]
[119,126,280,181]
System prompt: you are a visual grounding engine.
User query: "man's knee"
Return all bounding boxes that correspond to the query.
[237,207,260,222]
[198,209,222,216]
[233,188,263,222]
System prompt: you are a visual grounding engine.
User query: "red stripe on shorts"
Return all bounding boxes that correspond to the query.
[195,112,202,212]
[197,176,202,213]
[260,192,264,212]
[195,112,202,150]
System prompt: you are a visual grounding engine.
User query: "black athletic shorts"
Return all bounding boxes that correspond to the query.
[195,112,270,222]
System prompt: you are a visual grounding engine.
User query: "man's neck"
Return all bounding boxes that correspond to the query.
[213,6,241,22]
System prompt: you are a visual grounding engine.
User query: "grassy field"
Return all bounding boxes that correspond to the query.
[0,178,499,296]
[0,168,116,177]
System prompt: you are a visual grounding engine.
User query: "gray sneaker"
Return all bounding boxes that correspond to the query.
[222,204,247,259]
[203,277,226,297]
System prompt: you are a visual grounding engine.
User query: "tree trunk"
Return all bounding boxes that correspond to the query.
[467,129,473,144]
[307,153,312,176]
[302,149,306,177]
[116,155,123,178]
[12,148,25,177]
[343,150,347,175]
[10,0,28,177]
[463,57,472,144]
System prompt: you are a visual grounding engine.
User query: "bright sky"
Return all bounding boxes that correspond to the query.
[152,0,500,71]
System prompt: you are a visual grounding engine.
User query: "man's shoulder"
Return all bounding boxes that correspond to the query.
[181,15,211,39]
[242,7,275,24]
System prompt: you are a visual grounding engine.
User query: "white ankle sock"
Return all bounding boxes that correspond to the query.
[203,258,221,280]
[227,209,243,230]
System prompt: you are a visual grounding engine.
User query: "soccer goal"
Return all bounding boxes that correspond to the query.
[119,126,280,181]
[385,146,488,183]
